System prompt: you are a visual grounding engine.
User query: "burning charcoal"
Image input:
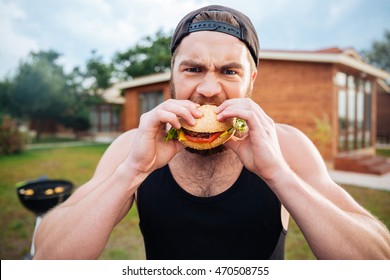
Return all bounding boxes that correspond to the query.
[44,189,54,195]
[54,186,65,193]
[25,189,34,196]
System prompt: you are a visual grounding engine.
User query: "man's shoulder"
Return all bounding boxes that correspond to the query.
[115,129,138,141]
[108,129,138,152]
[276,123,303,139]
[275,123,317,155]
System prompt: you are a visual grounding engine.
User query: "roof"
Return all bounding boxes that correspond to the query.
[101,84,126,104]
[260,47,390,80]
[378,79,390,94]
[118,47,390,90]
[101,72,170,104]
[118,71,171,89]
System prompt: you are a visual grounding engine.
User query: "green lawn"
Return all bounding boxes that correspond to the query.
[0,145,389,260]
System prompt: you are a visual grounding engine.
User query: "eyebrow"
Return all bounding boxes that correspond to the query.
[220,62,244,71]
[179,60,244,70]
[179,60,205,69]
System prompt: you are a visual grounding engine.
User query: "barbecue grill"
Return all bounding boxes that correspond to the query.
[16,177,73,259]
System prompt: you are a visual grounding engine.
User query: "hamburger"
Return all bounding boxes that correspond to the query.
[164,104,247,150]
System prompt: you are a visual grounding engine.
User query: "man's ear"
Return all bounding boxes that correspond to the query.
[251,70,257,82]
[247,70,257,94]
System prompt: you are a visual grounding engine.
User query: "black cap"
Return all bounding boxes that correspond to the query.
[171,5,260,66]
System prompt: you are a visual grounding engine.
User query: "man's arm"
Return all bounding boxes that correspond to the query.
[219,99,390,259]
[33,130,143,259]
[34,99,202,259]
[275,124,390,259]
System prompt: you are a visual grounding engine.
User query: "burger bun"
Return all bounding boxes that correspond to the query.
[179,104,236,150]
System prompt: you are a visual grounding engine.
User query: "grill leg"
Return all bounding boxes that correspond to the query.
[24,215,42,259]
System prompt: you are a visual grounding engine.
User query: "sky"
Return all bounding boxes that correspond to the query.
[1,0,389,79]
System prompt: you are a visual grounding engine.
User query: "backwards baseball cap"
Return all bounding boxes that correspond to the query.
[171,5,260,66]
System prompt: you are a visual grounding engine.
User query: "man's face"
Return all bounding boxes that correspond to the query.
[171,31,257,105]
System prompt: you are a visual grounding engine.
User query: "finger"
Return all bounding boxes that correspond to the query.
[216,101,260,127]
[141,100,202,129]
[158,100,203,126]
[216,99,274,130]
[143,110,183,129]
[214,98,240,113]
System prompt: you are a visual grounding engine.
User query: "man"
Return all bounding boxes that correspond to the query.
[34,5,390,260]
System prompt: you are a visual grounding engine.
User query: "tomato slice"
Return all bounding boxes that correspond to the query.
[184,132,222,143]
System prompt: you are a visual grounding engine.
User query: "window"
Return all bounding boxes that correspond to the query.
[364,81,372,146]
[338,89,346,150]
[90,104,120,133]
[336,72,372,151]
[139,91,164,115]
[347,76,356,150]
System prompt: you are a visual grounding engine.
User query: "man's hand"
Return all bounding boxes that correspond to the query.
[127,99,202,174]
[216,98,289,181]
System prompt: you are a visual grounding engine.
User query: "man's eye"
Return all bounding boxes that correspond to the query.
[186,67,201,73]
[222,69,237,75]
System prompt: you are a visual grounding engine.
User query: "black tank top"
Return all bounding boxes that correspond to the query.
[137,165,286,260]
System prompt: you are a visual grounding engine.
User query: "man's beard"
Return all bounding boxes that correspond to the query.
[185,145,227,156]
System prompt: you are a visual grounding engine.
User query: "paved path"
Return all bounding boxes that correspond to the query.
[328,170,390,191]
[328,144,390,191]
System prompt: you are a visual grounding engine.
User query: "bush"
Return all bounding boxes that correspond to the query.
[0,117,25,155]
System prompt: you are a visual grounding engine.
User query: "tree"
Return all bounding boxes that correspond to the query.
[362,30,390,73]
[4,50,91,140]
[113,29,172,79]
[0,78,12,120]
[0,79,25,154]
[59,64,104,137]
[7,51,70,140]
[85,50,114,94]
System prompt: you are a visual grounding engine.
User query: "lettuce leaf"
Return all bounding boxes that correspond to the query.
[164,127,179,141]
[234,118,247,132]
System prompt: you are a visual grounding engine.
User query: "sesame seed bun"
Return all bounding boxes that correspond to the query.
[179,105,234,132]
[178,105,236,150]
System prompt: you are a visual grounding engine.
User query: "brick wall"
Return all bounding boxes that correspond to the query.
[122,82,170,131]
[121,59,381,161]
[253,60,335,159]
[377,92,390,143]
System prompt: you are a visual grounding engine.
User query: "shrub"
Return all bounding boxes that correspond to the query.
[0,117,25,155]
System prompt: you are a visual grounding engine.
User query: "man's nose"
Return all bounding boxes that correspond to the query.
[196,72,221,97]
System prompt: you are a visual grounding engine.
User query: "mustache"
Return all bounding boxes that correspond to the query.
[189,94,227,106]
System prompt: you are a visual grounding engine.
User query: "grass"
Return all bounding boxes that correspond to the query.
[377,148,390,158]
[0,144,389,260]
[0,144,110,259]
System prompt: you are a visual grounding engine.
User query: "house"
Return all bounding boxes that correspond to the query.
[377,80,390,144]
[29,86,126,142]
[88,84,126,142]
[113,47,390,173]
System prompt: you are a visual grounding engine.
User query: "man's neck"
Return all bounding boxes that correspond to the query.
[169,148,243,197]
